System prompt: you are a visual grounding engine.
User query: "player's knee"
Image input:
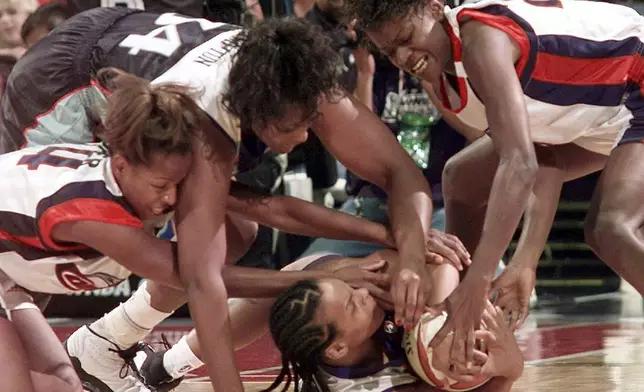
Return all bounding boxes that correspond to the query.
[47,362,83,392]
[442,155,484,206]
[442,155,466,202]
[584,209,628,257]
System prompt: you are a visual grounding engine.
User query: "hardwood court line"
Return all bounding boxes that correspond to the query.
[241,366,284,375]
[525,348,609,365]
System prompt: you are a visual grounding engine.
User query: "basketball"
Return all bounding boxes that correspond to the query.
[403,312,490,391]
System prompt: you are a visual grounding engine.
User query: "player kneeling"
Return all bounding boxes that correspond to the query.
[0,69,201,392]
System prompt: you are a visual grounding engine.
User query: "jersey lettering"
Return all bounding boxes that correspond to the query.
[17,146,95,170]
[118,13,224,57]
[100,0,145,9]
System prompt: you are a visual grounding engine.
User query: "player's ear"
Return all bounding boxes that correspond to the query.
[111,154,129,178]
[324,341,349,361]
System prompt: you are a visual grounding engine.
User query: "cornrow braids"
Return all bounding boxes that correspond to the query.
[344,0,427,31]
[263,280,336,392]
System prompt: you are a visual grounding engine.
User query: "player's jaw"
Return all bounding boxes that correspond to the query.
[256,107,314,154]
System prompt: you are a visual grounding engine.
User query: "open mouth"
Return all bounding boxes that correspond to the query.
[411,56,429,75]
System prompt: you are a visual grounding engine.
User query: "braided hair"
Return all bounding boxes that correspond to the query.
[263,280,336,392]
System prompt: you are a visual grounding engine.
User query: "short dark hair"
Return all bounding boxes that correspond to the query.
[21,1,73,44]
[222,17,343,134]
[344,0,427,30]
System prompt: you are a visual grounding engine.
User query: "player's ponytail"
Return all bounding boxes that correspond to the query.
[97,67,206,165]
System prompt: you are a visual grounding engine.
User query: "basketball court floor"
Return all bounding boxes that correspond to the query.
[53,291,644,391]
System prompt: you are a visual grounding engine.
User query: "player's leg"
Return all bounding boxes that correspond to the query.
[585,140,644,294]
[142,253,329,386]
[65,213,258,390]
[442,136,499,253]
[444,137,605,253]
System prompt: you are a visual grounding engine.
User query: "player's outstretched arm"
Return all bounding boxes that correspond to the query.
[430,20,539,365]
[174,125,242,392]
[50,222,184,290]
[227,182,394,247]
[313,94,469,326]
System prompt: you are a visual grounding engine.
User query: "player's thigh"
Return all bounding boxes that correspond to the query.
[442,135,499,206]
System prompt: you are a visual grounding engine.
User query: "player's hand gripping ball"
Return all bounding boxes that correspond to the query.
[403,312,490,391]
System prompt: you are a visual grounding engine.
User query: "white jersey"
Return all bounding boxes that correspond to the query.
[1,8,242,153]
[0,144,138,294]
[441,0,644,155]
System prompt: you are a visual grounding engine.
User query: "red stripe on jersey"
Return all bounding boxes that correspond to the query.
[456,9,531,78]
[38,198,143,251]
[441,22,470,113]
[0,230,44,249]
[531,53,633,86]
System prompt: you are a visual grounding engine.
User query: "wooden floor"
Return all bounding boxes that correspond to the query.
[55,292,644,391]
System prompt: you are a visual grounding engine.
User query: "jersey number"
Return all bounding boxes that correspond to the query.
[119,13,224,57]
[18,146,95,170]
[101,0,145,9]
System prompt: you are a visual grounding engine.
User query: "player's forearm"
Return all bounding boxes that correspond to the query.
[354,72,374,111]
[386,168,433,266]
[229,193,394,246]
[510,165,563,270]
[222,266,336,298]
[470,157,537,281]
[186,273,243,392]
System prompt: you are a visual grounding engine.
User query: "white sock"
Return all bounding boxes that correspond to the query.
[90,281,172,349]
[162,336,204,378]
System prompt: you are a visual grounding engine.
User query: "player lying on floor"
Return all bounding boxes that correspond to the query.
[0,71,395,392]
[239,250,522,392]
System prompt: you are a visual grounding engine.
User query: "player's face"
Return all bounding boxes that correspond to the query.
[113,152,192,221]
[367,0,451,86]
[258,107,312,154]
[0,3,29,47]
[316,279,386,360]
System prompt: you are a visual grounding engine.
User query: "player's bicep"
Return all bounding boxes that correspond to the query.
[312,94,413,190]
[461,22,534,163]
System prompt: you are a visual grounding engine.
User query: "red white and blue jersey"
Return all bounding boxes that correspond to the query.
[0,143,140,294]
[441,0,644,155]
